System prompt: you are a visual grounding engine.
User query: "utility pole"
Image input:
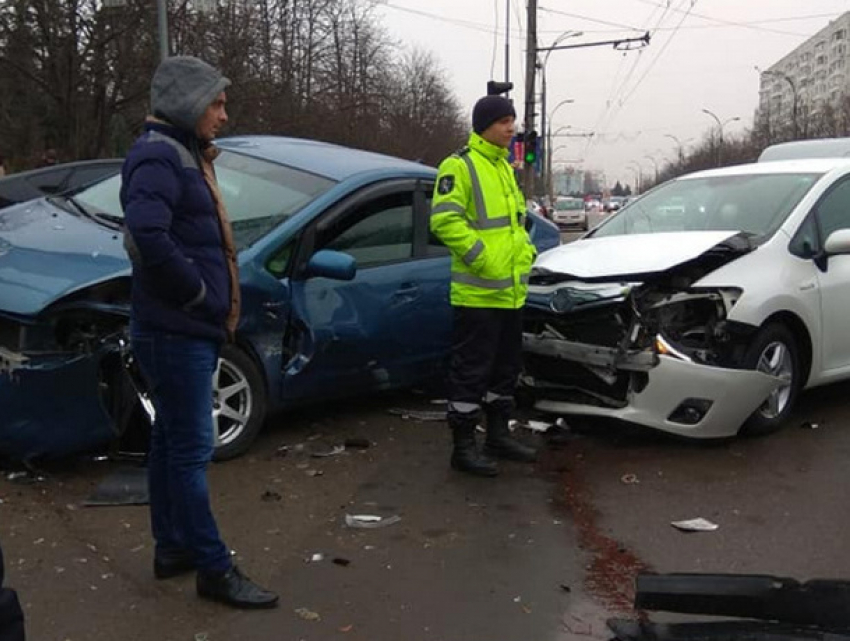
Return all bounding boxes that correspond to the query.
[523,0,537,198]
[157,0,169,61]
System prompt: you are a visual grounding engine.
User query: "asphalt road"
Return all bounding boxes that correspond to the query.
[4,219,850,639]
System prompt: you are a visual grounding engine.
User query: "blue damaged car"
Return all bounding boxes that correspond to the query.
[0,136,560,462]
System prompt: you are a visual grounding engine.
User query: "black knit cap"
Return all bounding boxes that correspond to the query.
[472,95,516,134]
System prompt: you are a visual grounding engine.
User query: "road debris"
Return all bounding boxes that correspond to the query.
[310,444,345,458]
[387,408,446,421]
[261,490,282,502]
[344,514,402,529]
[307,553,324,563]
[344,438,371,450]
[800,420,822,429]
[333,557,351,567]
[620,474,639,485]
[295,607,321,621]
[670,517,718,532]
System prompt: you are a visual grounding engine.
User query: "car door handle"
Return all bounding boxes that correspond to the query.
[395,283,419,295]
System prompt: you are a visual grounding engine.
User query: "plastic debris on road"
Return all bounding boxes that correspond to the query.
[670,517,719,532]
[344,514,402,529]
[509,419,553,433]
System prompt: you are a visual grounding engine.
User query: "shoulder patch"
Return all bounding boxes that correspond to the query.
[437,175,455,195]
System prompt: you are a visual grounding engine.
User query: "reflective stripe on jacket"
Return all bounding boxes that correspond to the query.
[430,132,536,309]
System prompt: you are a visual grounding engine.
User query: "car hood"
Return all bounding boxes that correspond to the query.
[0,198,129,316]
[534,230,748,281]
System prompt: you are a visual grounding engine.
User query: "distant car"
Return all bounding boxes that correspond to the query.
[552,196,588,231]
[604,196,626,213]
[0,159,122,209]
[758,137,850,162]
[0,136,560,462]
[523,155,850,440]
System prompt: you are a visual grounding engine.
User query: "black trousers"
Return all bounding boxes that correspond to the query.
[448,307,523,414]
[0,544,25,641]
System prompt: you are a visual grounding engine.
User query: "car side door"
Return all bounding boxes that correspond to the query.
[806,175,850,374]
[280,178,448,404]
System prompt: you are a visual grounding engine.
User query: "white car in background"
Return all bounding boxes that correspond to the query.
[522,149,850,439]
[551,196,588,231]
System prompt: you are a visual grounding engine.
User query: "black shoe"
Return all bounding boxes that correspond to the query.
[197,566,279,609]
[154,550,196,580]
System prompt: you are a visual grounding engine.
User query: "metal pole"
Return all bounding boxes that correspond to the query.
[504,0,510,94]
[523,0,537,197]
[540,68,547,200]
[157,0,169,62]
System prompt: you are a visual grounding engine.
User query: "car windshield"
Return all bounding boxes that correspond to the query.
[555,198,583,211]
[591,172,823,241]
[73,150,337,250]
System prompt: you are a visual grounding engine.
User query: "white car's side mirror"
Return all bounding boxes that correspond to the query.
[824,228,850,255]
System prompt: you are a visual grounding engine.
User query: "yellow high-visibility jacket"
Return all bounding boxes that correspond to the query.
[430,132,536,309]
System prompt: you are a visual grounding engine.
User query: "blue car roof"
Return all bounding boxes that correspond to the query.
[217,135,436,181]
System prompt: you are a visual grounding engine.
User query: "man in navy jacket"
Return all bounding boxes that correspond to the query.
[121,56,277,609]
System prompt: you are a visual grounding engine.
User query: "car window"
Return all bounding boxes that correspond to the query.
[815,178,850,240]
[319,192,414,268]
[789,214,819,258]
[426,192,450,257]
[555,198,584,211]
[593,173,823,240]
[73,150,337,251]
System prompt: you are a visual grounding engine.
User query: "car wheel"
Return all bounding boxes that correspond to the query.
[739,323,800,437]
[212,344,267,461]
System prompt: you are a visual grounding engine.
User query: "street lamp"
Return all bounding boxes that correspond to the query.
[545,100,575,201]
[644,155,660,185]
[701,108,740,167]
[756,66,799,139]
[628,161,643,194]
[664,133,692,168]
[537,30,582,200]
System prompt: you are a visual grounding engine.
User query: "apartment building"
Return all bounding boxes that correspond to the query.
[758,12,850,127]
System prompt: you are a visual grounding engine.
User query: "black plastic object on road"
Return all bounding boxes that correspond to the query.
[634,572,850,630]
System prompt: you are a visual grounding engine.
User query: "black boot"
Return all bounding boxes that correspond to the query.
[483,402,537,463]
[449,413,498,477]
[197,566,279,609]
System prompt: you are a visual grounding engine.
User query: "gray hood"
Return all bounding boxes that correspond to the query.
[151,56,230,133]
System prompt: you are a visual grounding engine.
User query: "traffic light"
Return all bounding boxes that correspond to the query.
[523,130,538,166]
[487,80,513,96]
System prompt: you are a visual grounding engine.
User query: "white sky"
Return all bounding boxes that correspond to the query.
[374,0,850,189]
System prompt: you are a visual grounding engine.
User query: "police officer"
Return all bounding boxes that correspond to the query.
[430,95,538,477]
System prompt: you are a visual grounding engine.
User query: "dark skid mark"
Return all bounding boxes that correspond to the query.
[546,444,650,614]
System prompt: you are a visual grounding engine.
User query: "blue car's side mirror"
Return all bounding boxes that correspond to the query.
[304,249,356,281]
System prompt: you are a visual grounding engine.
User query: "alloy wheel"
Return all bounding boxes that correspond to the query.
[754,340,794,420]
[211,357,253,447]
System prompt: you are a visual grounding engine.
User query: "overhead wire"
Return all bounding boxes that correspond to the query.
[580,0,695,162]
[631,0,810,36]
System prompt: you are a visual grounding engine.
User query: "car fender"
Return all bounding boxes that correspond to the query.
[695,231,822,382]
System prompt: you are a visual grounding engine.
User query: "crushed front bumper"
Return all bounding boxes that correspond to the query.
[523,344,783,439]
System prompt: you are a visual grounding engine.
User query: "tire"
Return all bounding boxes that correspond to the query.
[739,323,800,437]
[212,344,267,461]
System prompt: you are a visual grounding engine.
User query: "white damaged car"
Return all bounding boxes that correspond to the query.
[522,155,850,438]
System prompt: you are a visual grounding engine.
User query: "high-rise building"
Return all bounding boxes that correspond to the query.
[757,12,850,131]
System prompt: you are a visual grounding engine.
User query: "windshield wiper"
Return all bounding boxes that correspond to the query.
[61,196,123,229]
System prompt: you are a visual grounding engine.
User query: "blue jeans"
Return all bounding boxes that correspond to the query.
[130,326,231,574]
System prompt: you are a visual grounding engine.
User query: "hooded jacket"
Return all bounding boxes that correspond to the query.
[121,57,236,341]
